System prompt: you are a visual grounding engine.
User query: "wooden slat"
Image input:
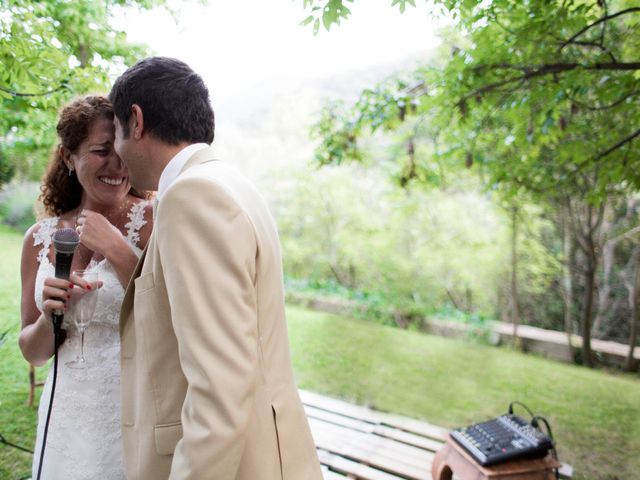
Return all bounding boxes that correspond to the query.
[306,404,378,434]
[306,404,444,453]
[310,417,434,470]
[318,449,411,480]
[373,424,444,453]
[301,390,449,442]
[321,465,349,479]
[310,418,432,480]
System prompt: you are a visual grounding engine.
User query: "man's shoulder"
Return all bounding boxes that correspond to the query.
[168,161,260,208]
[179,161,259,196]
[172,161,274,227]
[188,158,242,178]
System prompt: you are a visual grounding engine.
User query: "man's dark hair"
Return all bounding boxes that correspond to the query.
[109,57,215,145]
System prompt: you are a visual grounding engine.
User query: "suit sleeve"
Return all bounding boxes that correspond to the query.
[157,177,258,479]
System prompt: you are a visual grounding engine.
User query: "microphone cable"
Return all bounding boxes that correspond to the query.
[0,433,33,480]
[0,432,34,454]
[36,227,78,479]
[35,312,64,480]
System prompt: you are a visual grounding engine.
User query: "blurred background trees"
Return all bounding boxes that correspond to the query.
[0,0,166,217]
[1,0,638,369]
[300,0,640,368]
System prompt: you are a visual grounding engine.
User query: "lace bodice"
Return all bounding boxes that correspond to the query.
[31,201,149,480]
[33,202,146,328]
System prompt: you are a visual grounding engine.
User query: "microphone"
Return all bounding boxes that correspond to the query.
[52,228,80,332]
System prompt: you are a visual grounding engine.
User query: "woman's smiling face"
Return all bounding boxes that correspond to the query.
[68,116,131,209]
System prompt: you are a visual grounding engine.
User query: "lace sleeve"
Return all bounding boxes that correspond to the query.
[124,201,149,248]
[33,217,59,264]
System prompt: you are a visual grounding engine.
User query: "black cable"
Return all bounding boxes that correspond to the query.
[0,433,34,454]
[507,402,560,478]
[35,318,62,480]
[532,415,560,479]
[531,415,554,441]
[507,400,535,419]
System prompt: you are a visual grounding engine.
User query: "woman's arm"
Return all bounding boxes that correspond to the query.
[18,224,67,366]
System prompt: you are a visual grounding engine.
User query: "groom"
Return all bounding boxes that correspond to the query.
[111,57,322,479]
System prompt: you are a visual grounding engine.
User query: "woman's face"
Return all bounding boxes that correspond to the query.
[68,116,131,209]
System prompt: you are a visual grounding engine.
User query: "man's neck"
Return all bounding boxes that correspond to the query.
[156,142,193,172]
[146,140,193,190]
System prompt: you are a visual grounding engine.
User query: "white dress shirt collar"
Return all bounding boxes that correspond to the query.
[157,143,209,199]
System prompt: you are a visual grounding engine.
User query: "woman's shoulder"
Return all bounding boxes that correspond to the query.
[22,216,62,264]
[126,196,154,222]
[24,217,58,243]
[26,213,77,238]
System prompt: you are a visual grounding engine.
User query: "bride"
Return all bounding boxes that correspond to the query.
[18,95,153,479]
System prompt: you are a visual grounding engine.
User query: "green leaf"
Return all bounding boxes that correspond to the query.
[300,15,315,26]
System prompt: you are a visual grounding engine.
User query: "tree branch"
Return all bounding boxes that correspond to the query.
[462,62,640,104]
[556,39,619,63]
[560,7,640,50]
[588,62,640,70]
[569,199,591,256]
[0,84,67,98]
[609,225,640,246]
[404,80,428,97]
[599,0,609,53]
[473,61,640,74]
[590,200,606,238]
[571,90,639,111]
[595,128,640,160]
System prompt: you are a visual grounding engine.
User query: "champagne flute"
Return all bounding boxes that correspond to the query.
[65,269,99,369]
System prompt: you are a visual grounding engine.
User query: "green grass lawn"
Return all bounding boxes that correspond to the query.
[1,226,639,479]
[288,306,640,479]
[0,225,40,480]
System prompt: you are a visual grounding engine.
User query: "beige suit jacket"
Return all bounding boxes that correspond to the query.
[119,147,322,479]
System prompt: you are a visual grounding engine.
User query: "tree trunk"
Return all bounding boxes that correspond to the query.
[569,198,604,368]
[445,288,465,312]
[625,246,640,371]
[510,206,520,349]
[592,237,614,337]
[560,201,576,360]
[581,254,596,368]
[579,200,599,368]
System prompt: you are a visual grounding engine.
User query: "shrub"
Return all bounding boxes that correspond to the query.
[0,181,39,232]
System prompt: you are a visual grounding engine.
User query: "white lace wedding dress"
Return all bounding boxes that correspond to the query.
[31,202,148,480]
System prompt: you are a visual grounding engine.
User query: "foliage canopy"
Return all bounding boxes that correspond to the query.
[302,0,640,201]
[0,0,167,181]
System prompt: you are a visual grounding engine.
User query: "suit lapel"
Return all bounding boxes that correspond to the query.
[178,146,217,175]
[119,146,216,336]
[119,241,149,336]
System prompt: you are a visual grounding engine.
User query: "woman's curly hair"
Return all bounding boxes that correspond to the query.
[39,95,146,217]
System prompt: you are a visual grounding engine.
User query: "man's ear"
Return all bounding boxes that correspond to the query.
[131,104,144,140]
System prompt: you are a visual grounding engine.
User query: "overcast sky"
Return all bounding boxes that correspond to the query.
[112,1,448,174]
[115,0,445,98]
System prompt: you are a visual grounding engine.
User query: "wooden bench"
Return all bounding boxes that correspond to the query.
[300,390,573,480]
[27,364,44,407]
